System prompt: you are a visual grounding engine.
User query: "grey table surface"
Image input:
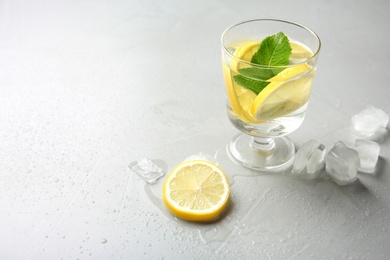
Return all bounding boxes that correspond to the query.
[1,0,390,259]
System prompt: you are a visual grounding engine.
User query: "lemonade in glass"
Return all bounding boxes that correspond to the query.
[221,19,321,171]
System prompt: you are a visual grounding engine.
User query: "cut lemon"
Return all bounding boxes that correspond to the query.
[290,42,314,60]
[250,64,313,121]
[222,41,260,123]
[223,63,257,123]
[162,160,230,222]
[233,41,259,63]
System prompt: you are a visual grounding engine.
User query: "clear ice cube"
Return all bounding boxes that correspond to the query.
[129,157,165,184]
[351,105,389,138]
[325,141,360,186]
[292,140,326,179]
[353,139,380,174]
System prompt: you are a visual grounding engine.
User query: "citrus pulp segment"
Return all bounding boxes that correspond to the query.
[162,160,230,222]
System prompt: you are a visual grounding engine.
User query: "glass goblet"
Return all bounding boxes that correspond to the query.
[221,19,321,171]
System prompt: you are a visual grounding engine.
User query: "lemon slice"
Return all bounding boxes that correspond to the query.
[290,42,314,60]
[223,41,259,123]
[250,64,312,121]
[233,41,259,64]
[162,160,230,222]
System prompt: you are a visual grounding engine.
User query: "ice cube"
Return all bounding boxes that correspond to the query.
[129,157,165,184]
[351,105,389,138]
[292,140,326,179]
[325,141,360,186]
[353,139,380,174]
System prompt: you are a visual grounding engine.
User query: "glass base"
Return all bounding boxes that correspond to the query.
[227,133,295,172]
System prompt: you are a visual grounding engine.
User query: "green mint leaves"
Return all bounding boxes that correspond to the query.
[233,32,292,95]
[251,32,291,66]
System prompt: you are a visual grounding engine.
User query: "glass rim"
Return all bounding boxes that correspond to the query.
[221,18,321,69]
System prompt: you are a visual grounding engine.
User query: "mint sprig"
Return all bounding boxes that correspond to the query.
[233,32,292,95]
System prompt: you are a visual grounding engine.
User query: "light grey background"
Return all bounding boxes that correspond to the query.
[1,0,389,259]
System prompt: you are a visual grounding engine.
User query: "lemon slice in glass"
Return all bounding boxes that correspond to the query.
[162,160,230,222]
[233,41,259,65]
[223,41,259,123]
[250,64,313,121]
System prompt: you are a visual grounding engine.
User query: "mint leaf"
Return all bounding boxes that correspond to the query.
[233,75,269,94]
[251,32,291,66]
[237,67,274,81]
[234,32,291,95]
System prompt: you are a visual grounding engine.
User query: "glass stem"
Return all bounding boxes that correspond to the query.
[250,137,275,152]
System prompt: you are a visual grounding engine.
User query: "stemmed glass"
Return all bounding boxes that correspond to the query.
[221,19,321,171]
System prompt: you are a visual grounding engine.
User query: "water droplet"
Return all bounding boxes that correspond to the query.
[101,238,108,244]
[51,176,59,183]
[279,237,287,243]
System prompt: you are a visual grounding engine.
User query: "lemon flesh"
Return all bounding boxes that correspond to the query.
[162,160,230,222]
[223,40,314,123]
